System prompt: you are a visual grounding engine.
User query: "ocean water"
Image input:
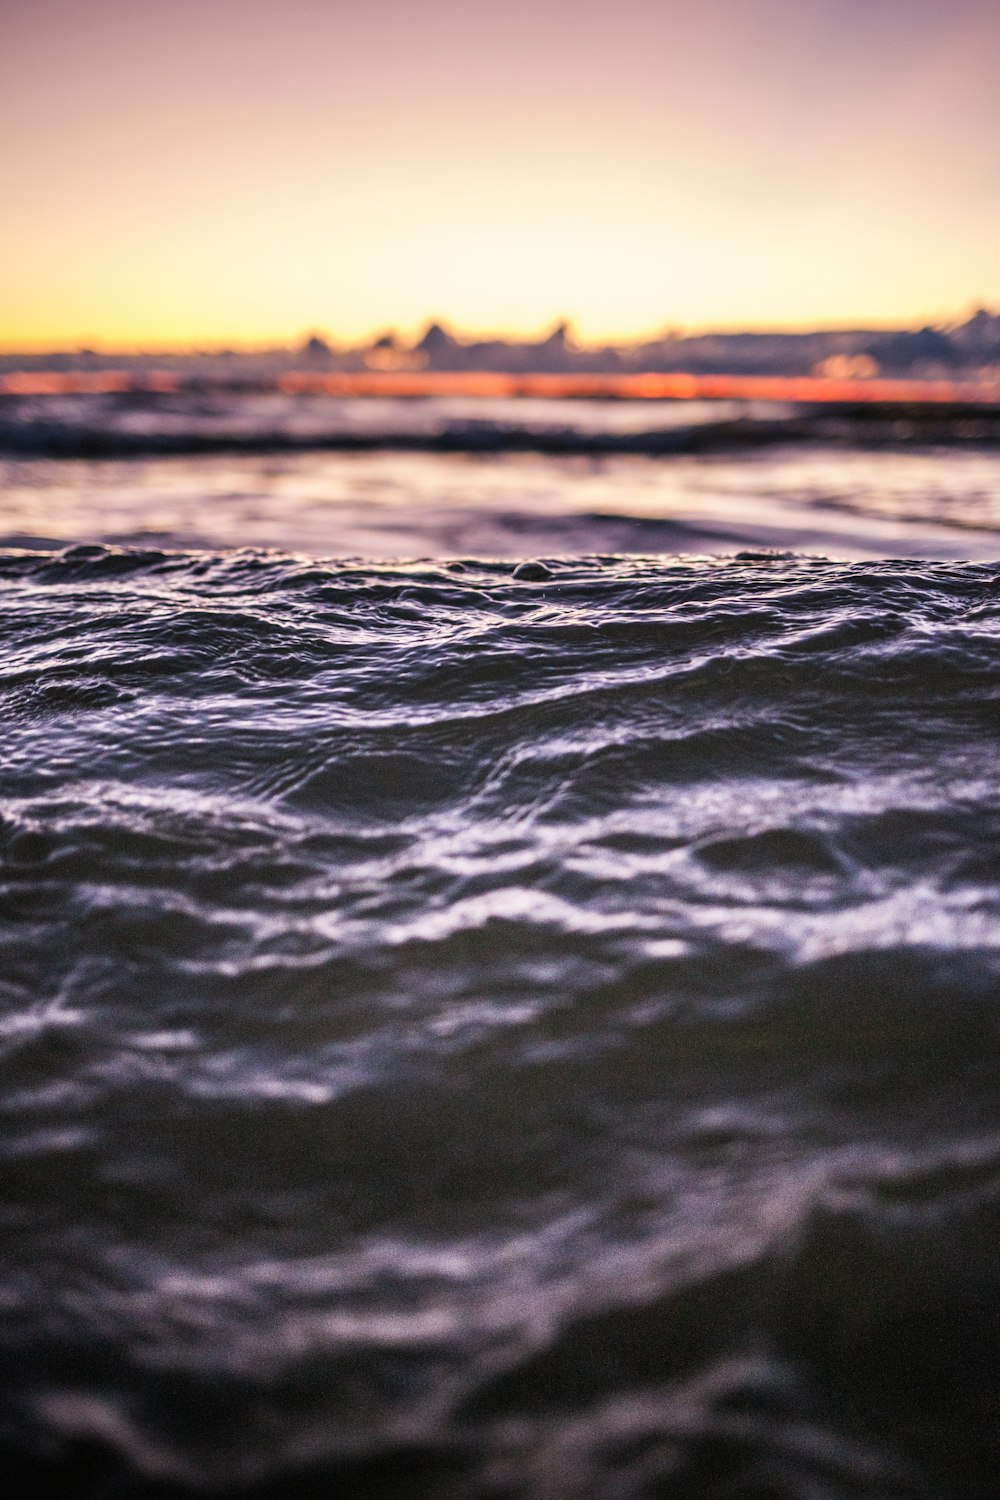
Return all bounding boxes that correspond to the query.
[2,395,1000,1498]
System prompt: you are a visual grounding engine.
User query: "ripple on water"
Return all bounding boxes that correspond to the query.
[1,547,1000,1496]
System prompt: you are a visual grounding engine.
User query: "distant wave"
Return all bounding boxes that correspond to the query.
[2,388,1000,458]
[2,547,1000,1496]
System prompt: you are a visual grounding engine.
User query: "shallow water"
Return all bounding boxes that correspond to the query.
[2,542,1000,1497]
[4,443,1000,562]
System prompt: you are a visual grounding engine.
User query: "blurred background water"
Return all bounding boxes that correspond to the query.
[1,393,1000,1498]
[3,393,1000,562]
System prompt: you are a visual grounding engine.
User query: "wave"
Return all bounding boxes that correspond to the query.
[3,389,1000,459]
[2,547,1000,1496]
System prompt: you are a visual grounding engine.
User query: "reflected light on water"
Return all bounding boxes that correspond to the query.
[2,370,1000,404]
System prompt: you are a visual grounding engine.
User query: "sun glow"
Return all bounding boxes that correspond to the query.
[4,369,999,407]
[2,1,999,351]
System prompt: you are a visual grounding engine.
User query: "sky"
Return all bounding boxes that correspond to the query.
[1,0,999,350]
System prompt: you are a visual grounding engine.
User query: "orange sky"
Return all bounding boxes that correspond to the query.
[2,0,999,351]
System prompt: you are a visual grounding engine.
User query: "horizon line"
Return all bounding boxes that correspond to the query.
[4,370,1000,408]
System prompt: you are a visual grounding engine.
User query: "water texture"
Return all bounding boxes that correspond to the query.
[2,544,1000,1497]
[5,443,1000,562]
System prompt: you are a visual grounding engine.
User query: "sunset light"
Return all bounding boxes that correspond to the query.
[3,0,999,350]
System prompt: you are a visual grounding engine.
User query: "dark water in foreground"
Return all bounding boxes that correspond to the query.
[2,545,1000,1497]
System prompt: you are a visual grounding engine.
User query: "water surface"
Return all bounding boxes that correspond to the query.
[2,543,999,1497]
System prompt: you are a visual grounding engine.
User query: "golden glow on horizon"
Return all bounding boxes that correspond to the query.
[4,369,1000,408]
[2,1,999,351]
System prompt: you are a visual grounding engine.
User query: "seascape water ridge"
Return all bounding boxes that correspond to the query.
[2,546,1000,1496]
